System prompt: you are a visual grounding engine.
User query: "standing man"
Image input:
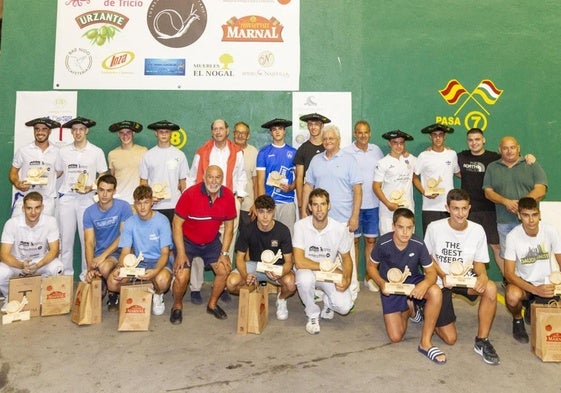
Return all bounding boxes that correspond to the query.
[293,188,354,334]
[425,189,500,365]
[107,185,173,317]
[368,208,445,365]
[343,120,384,292]
[302,125,363,299]
[56,117,107,280]
[226,195,296,320]
[483,136,547,268]
[171,166,237,323]
[83,174,132,311]
[373,130,416,236]
[10,117,60,217]
[0,192,63,303]
[257,118,297,235]
[294,113,330,210]
[232,121,258,228]
[503,198,561,343]
[413,123,460,235]
[140,120,189,224]
[107,120,147,206]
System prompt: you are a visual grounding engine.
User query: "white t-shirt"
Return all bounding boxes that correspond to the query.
[424,218,489,288]
[1,214,59,262]
[414,149,459,211]
[12,142,59,199]
[342,143,384,209]
[505,222,561,286]
[55,142,108,194]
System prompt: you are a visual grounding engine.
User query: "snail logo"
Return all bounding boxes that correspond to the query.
[147,0,207,48]
[437,79,503,131]
[65,48,93,75]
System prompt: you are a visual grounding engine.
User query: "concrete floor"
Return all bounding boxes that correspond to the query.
[0,282,559,393]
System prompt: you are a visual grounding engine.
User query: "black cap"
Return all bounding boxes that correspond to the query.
[382,130,414,141]
[421,123,454,134]
[109,120,143,133]
[299,113,331,124]
[147,120,180,131]
[261,118,292,129]
[62,117,96,129]
[25,117,61,129]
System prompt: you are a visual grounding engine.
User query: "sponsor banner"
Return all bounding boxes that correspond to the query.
[54,0,300,91]
[292,92,352,149]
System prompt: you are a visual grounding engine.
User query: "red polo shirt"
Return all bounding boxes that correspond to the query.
[174,183,237,245]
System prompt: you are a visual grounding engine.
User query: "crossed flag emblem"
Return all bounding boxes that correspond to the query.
[439,79,503,116]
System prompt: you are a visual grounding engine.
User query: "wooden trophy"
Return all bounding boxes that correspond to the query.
[25,167,48,185]
[2,296,30,325]
[550,271,561,296]
[424,176,444,196]
[256,249,283,276]
[72,172,89,193]
[445,261,476,288]
[265,171,286,188]
[119,252,146,277]
[389,189,407,207]
[385,266,415,295]
[315,259,343,284]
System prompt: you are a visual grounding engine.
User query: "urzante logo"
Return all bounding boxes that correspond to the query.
[75,11,130,46]
[147,0,207,48]
[102,51,135,70]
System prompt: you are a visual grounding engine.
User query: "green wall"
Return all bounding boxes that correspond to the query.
[1,0,561,280]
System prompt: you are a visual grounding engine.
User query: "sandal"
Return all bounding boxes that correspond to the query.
[418,346,447,365]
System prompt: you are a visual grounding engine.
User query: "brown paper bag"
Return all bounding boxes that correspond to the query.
[70,278,102,325]
[41,275,74,316]
[237,284,268,335]
[118,282,153,331]
[8,275,41,317]
[531,301,561,362]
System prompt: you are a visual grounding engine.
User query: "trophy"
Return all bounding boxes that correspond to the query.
[445,261,476,288]
[389,189,407,207]
[550,271,561,296]
[424,176,444,196]
[72,172,89,193]
[384,266,415,295]
[315,259,343,284]
[25,167,48,185]
[119,252,146,277]
[152,182,170,200]
[266,171,286,188]
[256,249,283,276]
[2,296,30,325]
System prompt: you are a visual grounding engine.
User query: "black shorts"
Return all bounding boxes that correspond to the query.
[468,210,499,244]
[436,287,479,327]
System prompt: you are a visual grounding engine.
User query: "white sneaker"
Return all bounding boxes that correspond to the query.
[320,306,334,320]
[364,278,380,293]
[276,294,288,320]
[152,293,165,316]
[305,318,320,335]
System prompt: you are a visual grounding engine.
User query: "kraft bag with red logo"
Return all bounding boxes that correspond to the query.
[41,275,73,316]
[71,278,102,325]
[237,284,268,335]
[531,301,561,362]
[118,282,154,331]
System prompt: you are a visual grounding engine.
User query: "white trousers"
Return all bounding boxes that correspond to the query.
[295,269,353,319]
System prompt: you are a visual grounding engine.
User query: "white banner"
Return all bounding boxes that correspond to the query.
[53,0,300,91]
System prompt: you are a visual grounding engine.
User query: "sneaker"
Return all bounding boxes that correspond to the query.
[305,318,320,335]
[512,318,529,343]
[190,291,203,305]
[364,278,380,293]
[107,292,119,312]
[152,293,165,316]
[409,303,424,324]
[522,300,531,325]
[320,306,334,320]
[275,294,288,320]
[474,337,500,365]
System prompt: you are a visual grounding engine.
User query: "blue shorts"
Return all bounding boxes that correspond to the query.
[138,257,173,272]
[183,236,222,269]
[354,208,379,238]
[497,222,518,258]
[232,261,281,285]
[380,273,425,315]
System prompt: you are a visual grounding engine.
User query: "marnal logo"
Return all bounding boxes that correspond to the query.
[102,51,135,70]
[126,305,146,314]
[75,11,130,29]
[47,291,67,300]
[546,332,561,342]
[222,16,284,42]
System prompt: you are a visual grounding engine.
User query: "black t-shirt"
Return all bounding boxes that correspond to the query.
[458,149,500,212]
[235,220,293,263]
[294,140,325,174]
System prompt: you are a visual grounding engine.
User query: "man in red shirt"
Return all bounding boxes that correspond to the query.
[170,166,237,323]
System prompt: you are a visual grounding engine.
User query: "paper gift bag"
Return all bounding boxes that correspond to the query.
[531,301,561,362]
[70,278,102,325]
[237,284,268,335]
[41,275,73,316]
[118,282,154,331]
[8,275,41,317]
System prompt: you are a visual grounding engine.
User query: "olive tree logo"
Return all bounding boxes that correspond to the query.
[147,0,207,48]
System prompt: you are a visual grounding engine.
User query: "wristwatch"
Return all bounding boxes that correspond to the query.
[220,251,229,256]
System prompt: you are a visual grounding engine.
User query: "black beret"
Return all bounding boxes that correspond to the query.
[261,118,292,129]
[109,120,143,133]
[62,117,96,129]
[421,123,454,134]
[299,113,331,124]
[147,120,180,131]
[382,130,414,141]
[25,117,61,129]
